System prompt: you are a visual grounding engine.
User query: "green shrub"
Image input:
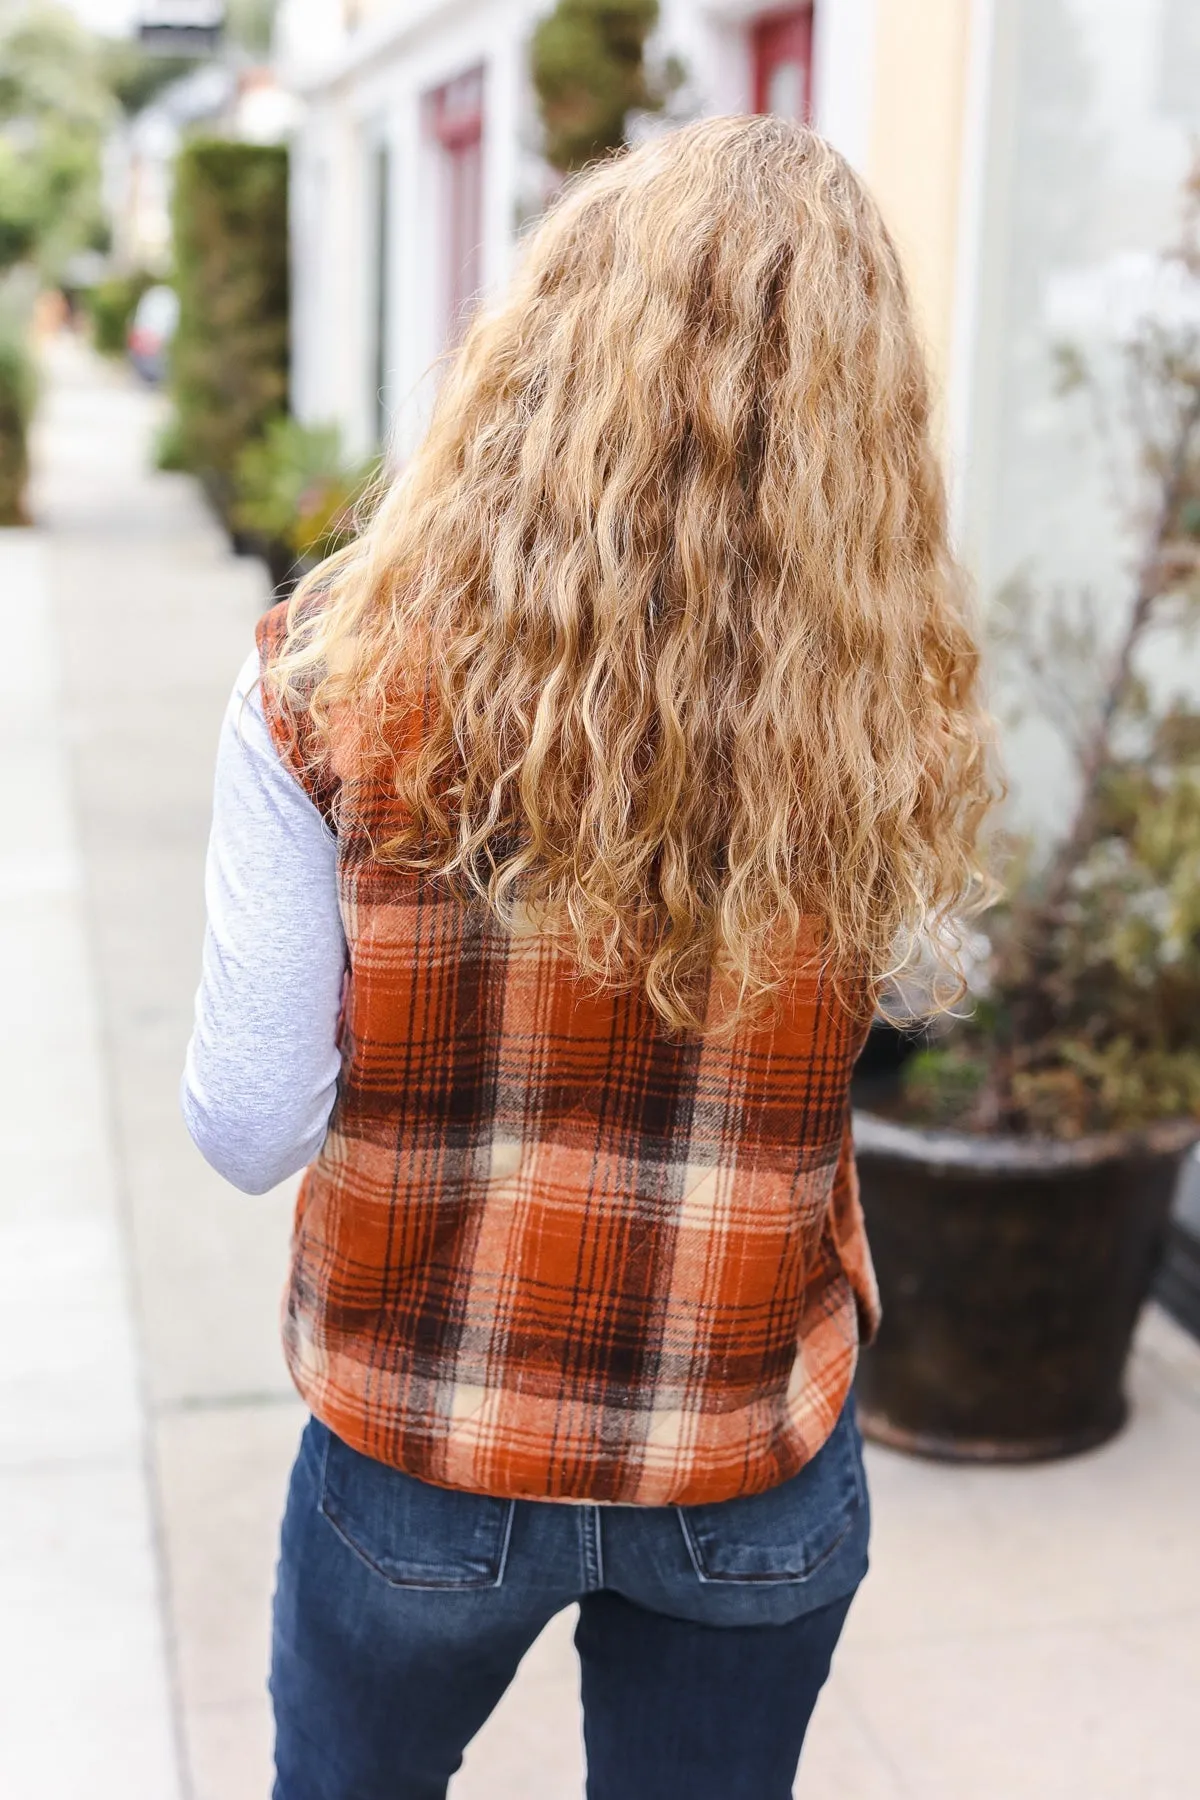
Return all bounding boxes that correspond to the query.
[531,0,679,174]
[0,319,36,525]
[0,140,39,273]
[0,7,112,283]
[170,138,288,527]
[85,270,155,357]
[233,413,376,588]
[152,408,190,472]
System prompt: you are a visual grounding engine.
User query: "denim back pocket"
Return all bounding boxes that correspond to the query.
[677,1404,867,1584]
[319,1427,515,1590]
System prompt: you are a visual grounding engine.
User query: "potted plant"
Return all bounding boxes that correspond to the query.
[854,167,1200,1461]
[231,414,377,598]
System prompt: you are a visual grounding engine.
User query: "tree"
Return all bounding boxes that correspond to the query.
[0,2,113,279]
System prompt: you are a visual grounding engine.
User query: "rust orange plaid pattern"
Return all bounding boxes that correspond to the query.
[257,604,879,1505]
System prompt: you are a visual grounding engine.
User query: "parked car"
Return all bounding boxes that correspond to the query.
[127,284,179,384]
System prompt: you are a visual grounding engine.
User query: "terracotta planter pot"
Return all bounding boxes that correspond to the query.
[853,1111,1198,1462]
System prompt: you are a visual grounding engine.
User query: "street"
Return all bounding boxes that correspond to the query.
[3,337,1199,1799]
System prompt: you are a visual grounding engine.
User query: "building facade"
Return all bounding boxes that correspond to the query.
[279,0,1200,782]
[277,0,983,466]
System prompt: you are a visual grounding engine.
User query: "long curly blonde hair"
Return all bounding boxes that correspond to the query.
[269,114,996,1035]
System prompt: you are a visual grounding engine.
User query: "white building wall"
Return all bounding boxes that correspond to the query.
[286,0,547,458]
[813,0,877,172]
[289,102,345,428]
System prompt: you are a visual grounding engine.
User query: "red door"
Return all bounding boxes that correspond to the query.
[426,67,485,344]
[751,7,815,122]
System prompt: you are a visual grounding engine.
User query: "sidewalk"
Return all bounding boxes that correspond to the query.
[6,336,1200,1799]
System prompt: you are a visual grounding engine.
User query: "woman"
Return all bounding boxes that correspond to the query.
[184,116,993,1800]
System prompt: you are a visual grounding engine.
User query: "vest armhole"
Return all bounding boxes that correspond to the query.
[254,600,341,830]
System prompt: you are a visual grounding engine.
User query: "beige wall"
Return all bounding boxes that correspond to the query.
[865,0,973,406]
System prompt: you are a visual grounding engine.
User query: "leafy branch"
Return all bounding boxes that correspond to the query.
[908,156,1200,1136]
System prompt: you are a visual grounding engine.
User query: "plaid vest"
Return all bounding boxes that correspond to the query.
[257,603,879,1505]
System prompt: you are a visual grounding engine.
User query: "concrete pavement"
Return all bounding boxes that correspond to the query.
[5,335,1200,1798]
[0,522,181,1800]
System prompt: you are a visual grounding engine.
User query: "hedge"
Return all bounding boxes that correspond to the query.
[0,321,36,525]
[169,138,288,525]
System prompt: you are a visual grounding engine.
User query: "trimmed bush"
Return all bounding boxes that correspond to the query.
[170,138,288,525]
[531,0,676,174]
[85,269,155,356]
[0,319,36,524]
[152,408,189,472]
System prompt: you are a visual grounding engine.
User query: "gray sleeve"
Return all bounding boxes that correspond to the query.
[181,649,347,1195]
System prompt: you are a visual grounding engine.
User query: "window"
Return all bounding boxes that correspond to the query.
[751,7,815,122]
[425,66,485,346]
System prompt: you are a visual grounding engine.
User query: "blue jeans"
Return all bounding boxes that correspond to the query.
[270,1403,870,1800]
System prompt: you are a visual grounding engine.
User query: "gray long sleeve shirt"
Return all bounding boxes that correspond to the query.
[181,651,347,1193]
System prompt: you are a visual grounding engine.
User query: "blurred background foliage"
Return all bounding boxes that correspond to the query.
[168,137,289,522]
[232,415,378,592]
[0,2,114,282]
[225,0,278,59]
[0,301,35,524]
[530,0,681,174]
[87,269,157,357]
